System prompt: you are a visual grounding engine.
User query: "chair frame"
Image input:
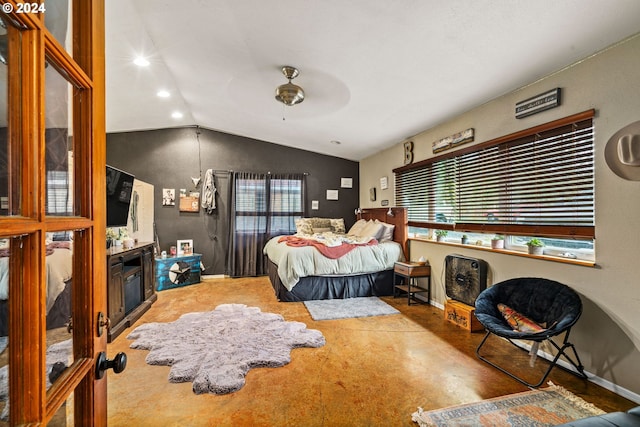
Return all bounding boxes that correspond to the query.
[476,327,588,388]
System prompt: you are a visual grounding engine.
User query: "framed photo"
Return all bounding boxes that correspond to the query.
[162,188,175,206]
[326,189,339,200]
[177,239,193,256]
[340,177,353,188]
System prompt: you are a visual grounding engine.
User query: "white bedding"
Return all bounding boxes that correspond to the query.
[0,248,73,312]
[263,234,403,291]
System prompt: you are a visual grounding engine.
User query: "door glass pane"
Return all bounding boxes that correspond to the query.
[0,236,13,424]
[0,18,20,217]
[49,390,74,427]
[45,63,75,217]
[45,230,74,388]
[44,0,73,55]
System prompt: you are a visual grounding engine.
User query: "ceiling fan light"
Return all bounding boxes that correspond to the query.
[275,66,305,106]
[275,82,305,106]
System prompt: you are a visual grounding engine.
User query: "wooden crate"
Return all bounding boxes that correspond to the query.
[444,299,484,332]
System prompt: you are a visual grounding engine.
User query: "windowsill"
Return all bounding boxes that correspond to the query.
[409,237,596,267]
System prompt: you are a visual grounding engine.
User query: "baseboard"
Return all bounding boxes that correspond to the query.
[428,300,640,404]
[201,274,226,279]
[511,338,640,404]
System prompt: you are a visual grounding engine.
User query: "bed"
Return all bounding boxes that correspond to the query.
[264,207,408,302]
[0,241,74,336]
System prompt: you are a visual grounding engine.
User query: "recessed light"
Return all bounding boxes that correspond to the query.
[330,140,342,145]
[157,90,170,98]
[171,111,183,119]
[134,57,150,67]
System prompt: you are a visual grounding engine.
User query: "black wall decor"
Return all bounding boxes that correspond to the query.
[107,127,359,275]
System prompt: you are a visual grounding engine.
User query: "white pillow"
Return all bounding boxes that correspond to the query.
[347,219,367,236]
[375,220,395,242]
[359,220,384,240]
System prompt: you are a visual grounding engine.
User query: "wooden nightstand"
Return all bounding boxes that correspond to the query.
[393,261,431,305]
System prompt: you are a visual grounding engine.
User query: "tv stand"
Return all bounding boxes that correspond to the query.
[107,242,157,342]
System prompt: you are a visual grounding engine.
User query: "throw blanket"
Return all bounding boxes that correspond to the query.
[278,235,377,259]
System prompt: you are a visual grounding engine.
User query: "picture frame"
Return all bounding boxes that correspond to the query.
[380,176,388,190]
[340,177,353,188]
[162,188,175,206]
[326,189,339,200]
[176,239,193,256]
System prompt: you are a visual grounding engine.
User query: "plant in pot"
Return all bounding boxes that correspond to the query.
[526,238,545,255]
[461,234,469,244]
[491,234,505,249]
[435,230,448,242]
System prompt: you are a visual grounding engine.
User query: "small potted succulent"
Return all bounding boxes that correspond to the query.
[526,238,545,255]
[461,234,469,244]
[435,230,448,242]
[491,234,505,249]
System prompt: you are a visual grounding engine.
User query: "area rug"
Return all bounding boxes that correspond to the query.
[127,304,325,395]
[303,296,400,320]
[411,382,605,427]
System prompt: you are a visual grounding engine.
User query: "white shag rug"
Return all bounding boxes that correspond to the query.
[304,296,400,321]
[127,303,325,395]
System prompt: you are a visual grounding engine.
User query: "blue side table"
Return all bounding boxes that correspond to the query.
[155,253,202,291]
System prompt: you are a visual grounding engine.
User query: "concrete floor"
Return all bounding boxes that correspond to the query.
[107,277,636,426]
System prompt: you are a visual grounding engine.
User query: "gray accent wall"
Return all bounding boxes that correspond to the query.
[107,127,359,275]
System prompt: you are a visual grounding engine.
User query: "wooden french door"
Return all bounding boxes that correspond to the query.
[0,1,107,425]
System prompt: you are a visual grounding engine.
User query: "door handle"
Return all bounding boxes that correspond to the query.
[95,351,127,379]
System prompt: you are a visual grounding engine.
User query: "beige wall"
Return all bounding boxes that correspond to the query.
[360,33,640,399]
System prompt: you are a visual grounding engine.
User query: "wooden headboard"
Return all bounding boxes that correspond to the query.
[357,207,408,260]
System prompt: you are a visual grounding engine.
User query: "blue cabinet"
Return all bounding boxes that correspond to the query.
[155,253,202,291]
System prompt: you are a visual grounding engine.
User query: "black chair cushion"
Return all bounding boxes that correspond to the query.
[475,277,582,341]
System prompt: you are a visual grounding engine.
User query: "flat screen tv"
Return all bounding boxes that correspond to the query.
[106,165,135,228]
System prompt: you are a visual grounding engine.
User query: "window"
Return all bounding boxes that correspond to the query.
[395,111,595,259]
[233,173,305,235]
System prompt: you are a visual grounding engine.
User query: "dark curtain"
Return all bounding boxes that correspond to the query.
[226,172,306,277]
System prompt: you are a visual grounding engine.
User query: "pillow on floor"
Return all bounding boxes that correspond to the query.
[497,303,546,333]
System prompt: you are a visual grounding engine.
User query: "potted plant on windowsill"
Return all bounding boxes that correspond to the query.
[435,230,448,242]
[526,238,545,255]
[461,234,469,244]
[491,234,505,249]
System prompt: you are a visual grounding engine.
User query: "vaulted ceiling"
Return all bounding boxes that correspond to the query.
[105,1,640,160]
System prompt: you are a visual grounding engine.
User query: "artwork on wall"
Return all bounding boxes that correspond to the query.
[180,190,200,212]
[380,176,388,190]
[326,190,339,200]
[433,128,474,153]
[340,178,353,188]
[311,200,319,210]
[515,88,561,119]
[369,187,376,201]
[177,239,193,256]
[162,188,175,206]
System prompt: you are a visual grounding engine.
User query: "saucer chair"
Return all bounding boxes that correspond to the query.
[474,277,588,387]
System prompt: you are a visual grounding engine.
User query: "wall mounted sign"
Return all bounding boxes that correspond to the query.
[433,128,474,153]
[380,176,388,190]
[515,88,561,119]
[403,140,414,164]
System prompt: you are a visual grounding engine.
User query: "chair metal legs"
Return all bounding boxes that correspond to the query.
[476,328,588,388]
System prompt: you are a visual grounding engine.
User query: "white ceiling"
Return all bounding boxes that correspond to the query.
[105,1,640,161]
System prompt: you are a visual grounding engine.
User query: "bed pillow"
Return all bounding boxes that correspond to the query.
[497,303,546,333]
[375,220,395,241]
[295,218,314,235]
[359,220,384,240]
[347,219,368,236]
[330,218,346,234]
[312,227,332,233]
